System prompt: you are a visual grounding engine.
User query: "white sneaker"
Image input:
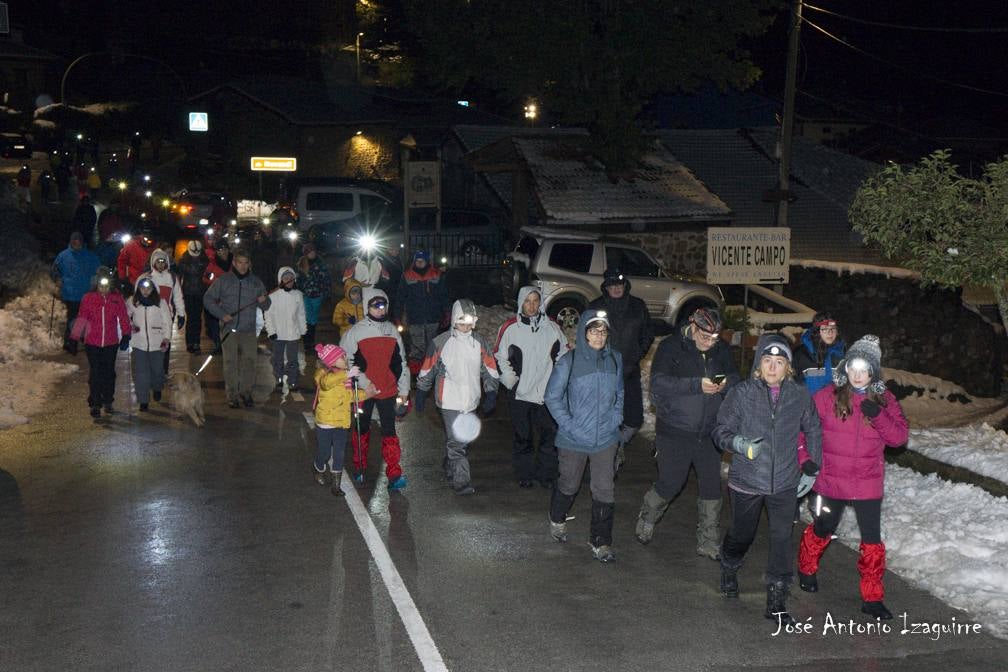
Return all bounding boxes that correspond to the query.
[549,520,568,543]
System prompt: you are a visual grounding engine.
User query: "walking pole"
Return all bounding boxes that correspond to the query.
[48,295,56,339]
[350,375,364,485]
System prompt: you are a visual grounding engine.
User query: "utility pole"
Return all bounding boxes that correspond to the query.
[777,0,803,227]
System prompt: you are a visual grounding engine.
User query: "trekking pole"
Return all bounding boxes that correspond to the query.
[48,295,56,339]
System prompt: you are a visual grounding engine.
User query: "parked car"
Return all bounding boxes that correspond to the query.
[166,190,237,234]
[0,132,32,159]
[407,208,505,267]
[501,226,724,328]
[277,178,397,251]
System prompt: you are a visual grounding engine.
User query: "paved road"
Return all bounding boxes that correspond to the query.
[2,326,1006,672]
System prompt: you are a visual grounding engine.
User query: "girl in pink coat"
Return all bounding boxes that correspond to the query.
[796,335,909,620]
[70,267,131,417]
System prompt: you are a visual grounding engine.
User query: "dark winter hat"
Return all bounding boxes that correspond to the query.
[601,268,627,289]
[689,307,722,334]
[413,249,430,263]
[833,334,886,394]
[213,238,230,251]
[93,266,114,289]
[759,334,792,363]
[69,231,84,244]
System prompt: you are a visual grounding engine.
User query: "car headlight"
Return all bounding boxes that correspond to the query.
[199,218,209,226]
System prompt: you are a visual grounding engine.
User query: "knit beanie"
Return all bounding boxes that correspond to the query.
[315,343,346,370]
[832,334,886,394]
[758,333,792,362]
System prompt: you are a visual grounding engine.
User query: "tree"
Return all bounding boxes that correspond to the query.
[404,0,779,173]
[849,149,1008,336]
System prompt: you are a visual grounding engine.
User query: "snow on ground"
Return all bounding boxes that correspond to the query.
[909,424,1008,483]
[808,464,1008,638]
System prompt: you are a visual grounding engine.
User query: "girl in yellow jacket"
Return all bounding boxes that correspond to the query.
[313,342,376,495]
[332,278,365,337]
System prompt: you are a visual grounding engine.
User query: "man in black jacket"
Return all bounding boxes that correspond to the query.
[588,268,654,468]
[635,308,739,558]
[177,240,210,353]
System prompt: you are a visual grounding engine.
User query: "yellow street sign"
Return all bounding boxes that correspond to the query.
[250,156,297,172]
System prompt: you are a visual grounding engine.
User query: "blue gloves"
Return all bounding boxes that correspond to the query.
[414,389,427,414]
[480,391,497,418]
[731,435,763,460]
[797,460,819,498]
[119,334,131,351]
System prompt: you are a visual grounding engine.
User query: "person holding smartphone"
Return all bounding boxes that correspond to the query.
[635,307,740,559]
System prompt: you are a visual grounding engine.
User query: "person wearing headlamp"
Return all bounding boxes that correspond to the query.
[127,275,173,411]
[414,299,500,496]
[339,288,411,491]
[341,235,390,288]
[70,267,131,418]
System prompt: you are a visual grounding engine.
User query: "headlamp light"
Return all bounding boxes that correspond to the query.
[98,277,110,287]
[359,234,377,252]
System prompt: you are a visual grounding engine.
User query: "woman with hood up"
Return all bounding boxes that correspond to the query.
[544,309,624,563]
[264,266,307,392]
[147,248,185,375]
[127,275,173,411]
[415,299,500,495]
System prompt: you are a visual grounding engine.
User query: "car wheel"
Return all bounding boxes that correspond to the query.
[549,299,584,331]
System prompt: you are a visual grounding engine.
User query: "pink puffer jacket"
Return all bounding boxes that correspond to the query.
[70,290,131,347]
[812,385,909,500]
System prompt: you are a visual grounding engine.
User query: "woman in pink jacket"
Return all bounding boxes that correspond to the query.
[796,335,909,620]
[70,267,131,417]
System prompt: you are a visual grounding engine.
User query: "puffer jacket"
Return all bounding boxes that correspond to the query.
[339,287,410,400]
[116,238,154,285]
[794,330,846,395]
[812,385,908,500]
[712,334,823,495]
[332,278,365,336]
[396,265,447,325]
[202,268,271,333]
[544,309,624,453]
[52,245,100,301]
[70,289,131,347]
[417,300,499,412]
[177,251,210,297]
[494,285,567,404]
[147,249,185,319]
[297,257,332,299]
[587,279,653,373]
[264,266,307,341]
[313,367,367,428]
[127,280,173,352]
[650,324,740,435]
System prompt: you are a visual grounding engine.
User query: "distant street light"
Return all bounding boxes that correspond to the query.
[356,32,365,83]
[524,101,538,125]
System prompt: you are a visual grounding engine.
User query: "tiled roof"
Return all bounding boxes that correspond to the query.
[658,128,889,264]
[511,137,730,223]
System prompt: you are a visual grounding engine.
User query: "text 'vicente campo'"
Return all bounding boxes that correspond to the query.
[710,245,788,267]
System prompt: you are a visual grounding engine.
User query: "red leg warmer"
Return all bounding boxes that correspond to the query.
[858,542,886,602]
[382,436,402,480]
[798,524,833,575]
[351,431,370,473]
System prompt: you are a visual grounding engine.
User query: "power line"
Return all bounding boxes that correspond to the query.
[801,2,1008,33]
[800,15,1008,99]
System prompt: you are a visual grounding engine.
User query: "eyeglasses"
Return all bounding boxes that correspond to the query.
[694,330,720,343]
[587,326,609,335]
[819,326,838,334]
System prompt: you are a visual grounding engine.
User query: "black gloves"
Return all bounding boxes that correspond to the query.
[177,315,186,330]
[119,334,131,351]
[860,398,881,418]
[414,389,427,414]
[269,334,277,340]
[802,460,820,476]
[480,391,497,418]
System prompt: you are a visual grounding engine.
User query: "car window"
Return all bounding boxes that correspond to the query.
[606,246,660,277]
[548,243,594,273]
[516,235,540,258]
[360,193,390,220]
[306,192,354,212]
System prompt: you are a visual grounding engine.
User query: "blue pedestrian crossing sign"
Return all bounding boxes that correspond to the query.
[188,112,209,132]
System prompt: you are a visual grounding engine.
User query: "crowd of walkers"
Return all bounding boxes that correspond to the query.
[53,233,910,626]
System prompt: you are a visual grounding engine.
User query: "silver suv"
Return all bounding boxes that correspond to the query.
[501,226,724,328]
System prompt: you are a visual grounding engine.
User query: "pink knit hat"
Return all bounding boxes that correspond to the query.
[315,343,346,370]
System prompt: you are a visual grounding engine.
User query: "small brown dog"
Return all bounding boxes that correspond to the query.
[165,372,206,427]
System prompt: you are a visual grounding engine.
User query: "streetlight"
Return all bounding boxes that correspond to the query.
[356,32,364,83]
[524,100,538,125]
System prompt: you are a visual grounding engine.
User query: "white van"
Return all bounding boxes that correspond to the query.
[286,181,395,250]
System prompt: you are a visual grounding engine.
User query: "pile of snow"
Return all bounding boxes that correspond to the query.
[909,425,1008,482]
[813,464,1008,638]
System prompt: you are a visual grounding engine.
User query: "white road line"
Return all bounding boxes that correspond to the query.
[340,477,450,672]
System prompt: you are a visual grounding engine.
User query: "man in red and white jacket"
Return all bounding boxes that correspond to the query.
[70,267,131,417]
[339,287,410,491]
[148,248,185,374]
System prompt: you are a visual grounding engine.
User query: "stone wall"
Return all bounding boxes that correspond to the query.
[610,227,709,276]
[783,267,1005,397]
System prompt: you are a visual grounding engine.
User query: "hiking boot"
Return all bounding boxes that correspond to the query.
[387,475,408,492]
[696,498,722,560]
[591,544,616,563]
[799,572,818,593]
[861,601,893,620]
[549,520,568,543]
[635,488,671,545]
[103,404,114,415]
[765,580,796,627]
[139,403,149,412]
[313,466,328,486]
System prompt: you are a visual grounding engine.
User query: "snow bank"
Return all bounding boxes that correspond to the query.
[793,258,920,280]
[816,465,1008,637]
[909,425,1008,484]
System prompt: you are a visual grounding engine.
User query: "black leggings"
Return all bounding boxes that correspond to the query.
[810,493,882,544]
[360,396,397,437]
[654,428,722,500]
[722,488,795,583]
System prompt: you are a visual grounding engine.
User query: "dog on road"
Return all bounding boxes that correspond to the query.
[166,372,206,427]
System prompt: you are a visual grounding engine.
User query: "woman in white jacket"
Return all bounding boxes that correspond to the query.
[264,266,307,392]
[127,276,173,411]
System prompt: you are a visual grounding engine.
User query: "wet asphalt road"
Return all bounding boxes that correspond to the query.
[2,327,1007,672]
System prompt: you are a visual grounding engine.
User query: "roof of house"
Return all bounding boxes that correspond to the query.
[0,39,59,62]
[457,126,730,224]
[658,127,888,264]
